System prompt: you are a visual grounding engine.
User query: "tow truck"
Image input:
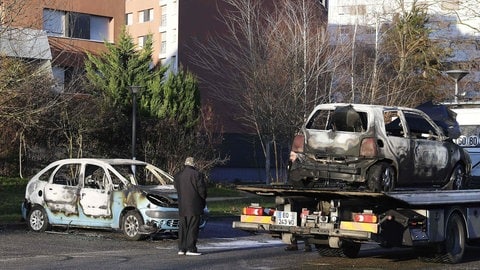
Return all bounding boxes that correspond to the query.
[232,184,480,264]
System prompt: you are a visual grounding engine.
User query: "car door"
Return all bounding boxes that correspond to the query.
[403,110,450,185]
[383,110,414,186]
[43,162,81,217]
[79,164,112,218]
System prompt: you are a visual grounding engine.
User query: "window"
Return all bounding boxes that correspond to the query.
[67,12,90,39]
[403,111,439,140]
[43,9,110,41]
[53,164,80,186]
[160,32,167,54]
[306,106,367,132]
[384,111,405,137]
[125,13,133,25]
[138,8,154,23]
[160,5,167,27]
[85,165,106,189]
[43,9,65,36]
[138,35,152,48]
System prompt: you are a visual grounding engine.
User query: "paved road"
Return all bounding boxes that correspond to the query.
[2,217,480,270]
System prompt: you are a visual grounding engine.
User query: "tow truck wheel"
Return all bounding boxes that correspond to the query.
[450,164,466,190]
[442,213,466,263]
[367,162,395,192]
[419,213,466,263]
[341,241,361,258]
[122,210,144,241]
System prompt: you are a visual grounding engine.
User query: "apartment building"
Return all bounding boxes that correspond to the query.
[1,0,124,89]
[125,0,178,71]
[328,0,480,91]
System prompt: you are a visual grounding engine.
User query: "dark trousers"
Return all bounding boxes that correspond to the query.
[178,215,201,252]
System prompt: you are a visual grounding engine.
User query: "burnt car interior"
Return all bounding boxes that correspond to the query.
[384,111,405,137]
[53,164,80,186]
[85,165,106,189]
[306,105,368,132]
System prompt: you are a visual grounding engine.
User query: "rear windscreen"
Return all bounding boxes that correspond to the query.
[306,106,367,132]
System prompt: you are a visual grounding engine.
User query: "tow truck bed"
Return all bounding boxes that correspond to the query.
[236,184,480,207]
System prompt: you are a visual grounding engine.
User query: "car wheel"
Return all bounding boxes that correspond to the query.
[367,162,395,192]
[450,164,466,190]
[27,206,49,232]
[122,210,144,241]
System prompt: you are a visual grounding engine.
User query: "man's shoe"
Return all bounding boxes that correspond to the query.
[186,251,202,256]
[178,251,185,255]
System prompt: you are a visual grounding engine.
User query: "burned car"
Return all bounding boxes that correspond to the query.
[288,103,471,192]
[21,158,208,240]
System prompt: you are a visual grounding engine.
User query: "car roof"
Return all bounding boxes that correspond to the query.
[51,158,148,166]
[312,103,420,112]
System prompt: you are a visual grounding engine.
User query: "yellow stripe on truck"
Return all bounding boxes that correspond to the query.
[240,215,273,224]
[340,221,378,233]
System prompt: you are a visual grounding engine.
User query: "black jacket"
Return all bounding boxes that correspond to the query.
[174,166,207,217]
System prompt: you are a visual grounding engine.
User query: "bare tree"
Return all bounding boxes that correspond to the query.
[189,0,349,182]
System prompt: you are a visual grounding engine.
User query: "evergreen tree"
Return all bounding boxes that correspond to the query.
[85,28,164,111]
[84,29,211,173]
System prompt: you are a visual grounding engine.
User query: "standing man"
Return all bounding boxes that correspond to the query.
[174,157,207,256]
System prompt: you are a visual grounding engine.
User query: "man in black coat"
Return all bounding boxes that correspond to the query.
[174,157,207,256]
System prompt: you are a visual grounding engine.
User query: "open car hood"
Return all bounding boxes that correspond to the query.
[138,185,178,199]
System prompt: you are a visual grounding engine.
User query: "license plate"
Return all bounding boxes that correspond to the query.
[274,211,297,226]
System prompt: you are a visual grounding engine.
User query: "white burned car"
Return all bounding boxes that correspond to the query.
[21,158,207,240]
[288,103,471,191]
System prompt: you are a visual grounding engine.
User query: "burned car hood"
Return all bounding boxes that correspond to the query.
[138,184,178,199]
[416,101,461,139]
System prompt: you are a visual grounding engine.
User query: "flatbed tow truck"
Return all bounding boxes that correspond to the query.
[232,185,480,264]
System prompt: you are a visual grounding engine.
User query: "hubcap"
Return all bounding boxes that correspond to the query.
[30,210,44,231]
[453,167,464,190]
[382,168,394,191]
[124,215,139,237]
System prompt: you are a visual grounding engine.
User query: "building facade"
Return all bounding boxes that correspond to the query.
[1,0,125,90]
[125,0,178,71]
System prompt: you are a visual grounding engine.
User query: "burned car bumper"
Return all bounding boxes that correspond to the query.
[288,156,376,188]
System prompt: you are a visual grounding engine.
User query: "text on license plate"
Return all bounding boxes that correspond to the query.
[274,211,297,226]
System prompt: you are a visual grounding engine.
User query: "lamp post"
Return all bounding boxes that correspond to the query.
[446,70,469,103]
[130,86,142,160]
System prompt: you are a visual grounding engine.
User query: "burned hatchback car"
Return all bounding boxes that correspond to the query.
[22,158,208,240]
[288,103,471,192]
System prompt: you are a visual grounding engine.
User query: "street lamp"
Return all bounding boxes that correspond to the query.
[130,85,142,160]
[446,70,469,103]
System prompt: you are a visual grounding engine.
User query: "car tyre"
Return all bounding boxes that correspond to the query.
[367,162,395,192]
[27,205,50,232]
[122,210,144,241]
[450,164,466,190]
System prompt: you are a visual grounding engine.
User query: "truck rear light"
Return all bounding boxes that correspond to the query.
[353,213,378,223]
[360,137,377,157]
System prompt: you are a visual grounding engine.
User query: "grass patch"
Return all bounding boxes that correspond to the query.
[0,178,272,222]
[207,196,275,217]
[206,184,275,216]
[0,177,28,223]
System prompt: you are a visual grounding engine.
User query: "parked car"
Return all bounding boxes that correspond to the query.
[21,158,208,240]
[288,103,471,192]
